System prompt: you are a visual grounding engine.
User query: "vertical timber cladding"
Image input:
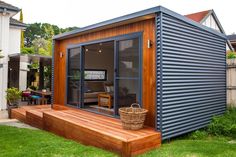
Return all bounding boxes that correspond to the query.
[53,18,157,127]
[156,13,226,140]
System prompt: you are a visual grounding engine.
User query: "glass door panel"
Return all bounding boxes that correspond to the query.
[115,37,141,115]
[67,47,82,107]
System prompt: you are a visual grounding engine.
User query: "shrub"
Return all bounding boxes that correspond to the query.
[207,108,236,138]
[189,130,208,140]
[5,88,22,105]
[21,47,35,54]
[227,51,236,59]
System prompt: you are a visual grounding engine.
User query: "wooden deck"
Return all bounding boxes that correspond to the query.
[11,105,161,156]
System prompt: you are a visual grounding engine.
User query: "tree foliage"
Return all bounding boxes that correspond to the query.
[24,23,78,47]
[20,10,24,49]
[23,23,78,56]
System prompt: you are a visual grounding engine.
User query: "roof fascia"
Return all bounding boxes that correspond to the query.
[53,6,161,40]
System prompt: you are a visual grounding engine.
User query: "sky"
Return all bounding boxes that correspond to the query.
[4,0,236,35]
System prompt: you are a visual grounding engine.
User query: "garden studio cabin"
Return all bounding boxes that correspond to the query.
[52,6,226,140]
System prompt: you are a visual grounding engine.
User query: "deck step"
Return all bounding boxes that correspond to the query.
[11,105,161,157]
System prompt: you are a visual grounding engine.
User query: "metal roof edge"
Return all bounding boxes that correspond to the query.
[53,6,161,40]
[53,5,226,40]
[159,6,226,39]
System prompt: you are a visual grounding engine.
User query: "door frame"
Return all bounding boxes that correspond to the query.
[114,34,143,116]
[65,32,143,117]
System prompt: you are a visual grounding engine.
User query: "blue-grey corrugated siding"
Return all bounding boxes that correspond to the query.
[156,13,226,140]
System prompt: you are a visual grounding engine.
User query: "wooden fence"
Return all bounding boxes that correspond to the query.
[227,59,236,107]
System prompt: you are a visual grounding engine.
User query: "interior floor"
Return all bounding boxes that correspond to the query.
[83,103,114,116]
[83,41,114,116]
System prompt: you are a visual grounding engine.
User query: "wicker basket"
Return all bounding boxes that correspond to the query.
[119,103,148,130]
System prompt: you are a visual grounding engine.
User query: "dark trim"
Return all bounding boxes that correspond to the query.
[114,39,118,116]
[53,6,226,40]
[51,40,55,108]
[65,32,143,117]
[114,33,143,115]
[158,12,163,133]
[53,6,160,40]
[67,32,143,49]
[80,47,85,108]
[65,48,69,107]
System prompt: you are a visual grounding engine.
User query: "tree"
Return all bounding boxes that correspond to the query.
[24,23,43,47]
[20,10,24,49]
[32,37,51,56]
[23,23,78,56]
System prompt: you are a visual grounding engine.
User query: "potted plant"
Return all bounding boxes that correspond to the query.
[5,87,22,118]
[227,51,236,65]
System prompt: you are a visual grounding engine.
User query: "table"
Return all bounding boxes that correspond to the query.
[30,90,52,105]
[98,93,113,109]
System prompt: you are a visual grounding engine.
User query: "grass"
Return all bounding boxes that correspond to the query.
[0,125,116,157]
[140,137,236,157]
[0,125,236,157]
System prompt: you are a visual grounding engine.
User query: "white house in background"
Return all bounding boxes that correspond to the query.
[185,10,234,51]
[0,1,27,110]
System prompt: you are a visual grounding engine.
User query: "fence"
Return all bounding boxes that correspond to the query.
[227,59,236,107]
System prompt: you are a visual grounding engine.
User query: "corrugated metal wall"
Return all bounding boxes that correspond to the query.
[156,12,226,140]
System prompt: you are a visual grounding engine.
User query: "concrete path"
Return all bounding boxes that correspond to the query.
[0,110,8,119]
[0,110,37,130]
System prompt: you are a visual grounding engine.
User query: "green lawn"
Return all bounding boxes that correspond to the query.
[0,125,116,157]
[141,138,236,157]
[0,125,236,157]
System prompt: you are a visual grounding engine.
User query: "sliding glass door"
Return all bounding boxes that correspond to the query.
[66,47,83,108]
[65,33,142,117]
[115,36,141,115]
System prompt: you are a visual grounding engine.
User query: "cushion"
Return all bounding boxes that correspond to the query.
[105,86,114,93]
[31,95,41,99]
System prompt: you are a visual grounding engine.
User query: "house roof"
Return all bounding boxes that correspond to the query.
[185,10,234,51]
[10,18,27,28]
[53,6,226,40]
[9,53,52,64]
[227,34,236,41]
[185,10,211,23]
[0,0,20,12]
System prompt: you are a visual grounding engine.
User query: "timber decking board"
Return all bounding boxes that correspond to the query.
[11,105,161,157]
[26,108,52,129]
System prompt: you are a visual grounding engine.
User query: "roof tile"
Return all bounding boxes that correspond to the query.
[0,0,20,12]
[185,10,210,22]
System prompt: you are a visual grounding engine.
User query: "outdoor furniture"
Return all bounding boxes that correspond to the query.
[30,90,52,105]
[28,95,41,105]
[21,91,31,101]
[98,93,113,108]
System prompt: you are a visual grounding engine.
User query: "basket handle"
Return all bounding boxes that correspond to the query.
[131,103,141,108]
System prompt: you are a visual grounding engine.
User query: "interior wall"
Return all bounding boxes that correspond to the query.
[84,44,114,83]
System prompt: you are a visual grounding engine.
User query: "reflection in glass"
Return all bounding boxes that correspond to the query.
[67,48,81,107]
[118,38,139,78]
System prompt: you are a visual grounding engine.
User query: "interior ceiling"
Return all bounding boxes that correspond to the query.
[84,41,114,52]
